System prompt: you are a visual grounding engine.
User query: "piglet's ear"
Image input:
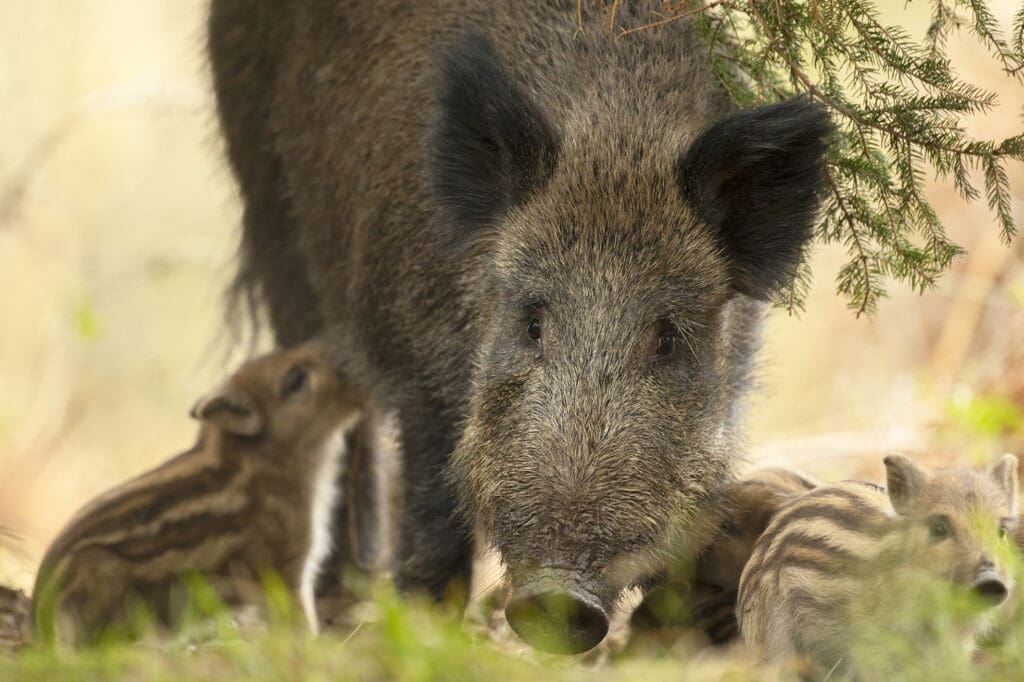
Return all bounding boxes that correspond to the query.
[676,96,833,299]
[991,454,1019,514]
[428,31,559,250]
[884,454,927,515]
[190,386,263,437]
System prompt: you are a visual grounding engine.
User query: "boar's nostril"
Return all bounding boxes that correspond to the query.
[505,587,609,654]
[973,572,1008,605]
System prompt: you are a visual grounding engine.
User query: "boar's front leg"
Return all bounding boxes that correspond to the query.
[394,403,471,600]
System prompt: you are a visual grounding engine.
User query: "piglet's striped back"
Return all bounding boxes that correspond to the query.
[737,455,1017,678]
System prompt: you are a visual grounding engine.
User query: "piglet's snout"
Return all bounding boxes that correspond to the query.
[972,560,1009,605]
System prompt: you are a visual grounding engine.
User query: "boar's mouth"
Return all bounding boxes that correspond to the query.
[504,569,610,654]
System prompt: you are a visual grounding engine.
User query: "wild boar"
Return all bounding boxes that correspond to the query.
[208,0,832,653]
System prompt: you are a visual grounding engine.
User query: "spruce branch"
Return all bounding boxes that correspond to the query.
[1014,3,1024,56]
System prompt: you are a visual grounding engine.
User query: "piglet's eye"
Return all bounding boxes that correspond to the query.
[999,518,1014,540]
[928,514,952,542]
[280,366,309,398]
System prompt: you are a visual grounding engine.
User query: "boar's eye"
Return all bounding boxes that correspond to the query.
[652,320,679,361]
[526,318,542,343]
[928,514,952,542]
[656,331,674,358]
[280,366,309,398]
[520,300,545,349]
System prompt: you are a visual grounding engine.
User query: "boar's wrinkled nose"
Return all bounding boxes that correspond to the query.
[505,581,609,654]
[972,567,1008,605]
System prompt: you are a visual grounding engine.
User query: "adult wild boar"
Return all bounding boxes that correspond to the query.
[207,0,832,654]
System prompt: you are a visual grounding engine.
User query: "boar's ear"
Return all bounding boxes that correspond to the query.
[676,96,833,299]
[190,385,263,437]
[991,454,1019,513]
[884,454,927,515]
[428,31,559,250]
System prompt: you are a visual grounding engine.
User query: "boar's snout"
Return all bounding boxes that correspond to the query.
[972,565,1009,605]
[505,572,609,654]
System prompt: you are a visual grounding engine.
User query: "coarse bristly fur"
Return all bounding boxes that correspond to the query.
[208,0,833,654]
[30,343,364,646]
[737,454,1019,679]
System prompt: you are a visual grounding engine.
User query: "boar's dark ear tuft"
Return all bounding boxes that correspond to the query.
[190,385,263,437]
[428,31,559,250]
[676,96,833,299]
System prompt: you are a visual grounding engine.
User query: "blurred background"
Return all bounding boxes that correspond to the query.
[1,1,1022,592]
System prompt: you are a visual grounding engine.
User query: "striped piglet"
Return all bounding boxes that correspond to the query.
[31,342,364,645]
[738,454,1018,677]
